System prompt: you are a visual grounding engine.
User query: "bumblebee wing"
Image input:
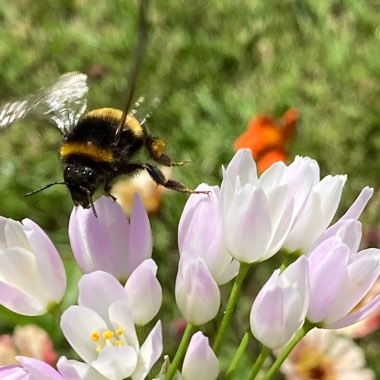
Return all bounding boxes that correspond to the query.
[0,96,34,129]
[36,72,88,134]
[0,72,88,134]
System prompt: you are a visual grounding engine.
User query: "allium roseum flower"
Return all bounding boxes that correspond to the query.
[281,329,375,380]
[250,256,309,349]
[0,356,62,379]
[220,150,318,263]
[61,272,162,380]
[182,332,219,380]
[178,183,239,285]
[69,195,152,280]
[77,268,161,326]
[0,217,66,316]
[175,253,220,325]
[307,236,380,329]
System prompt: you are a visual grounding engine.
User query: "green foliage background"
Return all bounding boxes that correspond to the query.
[0,0,379,378]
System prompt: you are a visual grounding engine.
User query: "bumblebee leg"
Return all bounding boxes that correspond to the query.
[142,163,209,195]
[104,186,117,201]
[145,136,190,167]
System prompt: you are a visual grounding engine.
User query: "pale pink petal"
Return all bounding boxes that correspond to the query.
[22,219,66,301]
[69,197,130,277]
[175,255,220,325]
[132,320,163,380]
[328,293,380,329]
[285,175,347,252]
[16,356,61,380]
[0,365,27,379]
[224,149,258,186]
[251,257,309,349]
[308,238,349,322]
[108,301,138,351]
[257,161,287,193]
[92,345,137,380]
[182,332,219,380]
[312,220,362,256]
[178,184,222,267]
[210,242,239,285]
[324,251,380,323]
[78,271,129,322]
[60,306,108,363]
[57,357,107,380]
[124,260,162,325]
[127,193,153,275]
[286,157,320,216]
[0,248,51,314]
[224,185,272,263]
[3,219,30,250]
[265,198,295,259]
[251,286,288,348]
[340,187,374,221]
[179,184,237,284]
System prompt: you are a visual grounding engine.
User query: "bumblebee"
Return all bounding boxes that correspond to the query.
[0,72,201,215]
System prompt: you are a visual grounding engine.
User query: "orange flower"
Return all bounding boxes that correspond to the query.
[234,109,298,173]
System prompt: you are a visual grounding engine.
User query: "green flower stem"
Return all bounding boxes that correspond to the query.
[247,345,270,380]
[262,322,315,380]
[213,262,250,355]
[165,323,194,380]
[226,330,251,379]
[48,302,64,326]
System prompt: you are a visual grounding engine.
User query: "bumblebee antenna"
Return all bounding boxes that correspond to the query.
[25,182,66,197]
[116,0,150,139]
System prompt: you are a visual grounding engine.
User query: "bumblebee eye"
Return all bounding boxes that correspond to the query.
[82,167,98,186]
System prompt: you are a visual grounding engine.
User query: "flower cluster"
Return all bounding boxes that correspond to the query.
[0,149,378,380]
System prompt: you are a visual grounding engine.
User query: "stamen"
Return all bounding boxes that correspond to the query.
[91,327,125,353]
[103,330,114,340]
[91,331,100,342]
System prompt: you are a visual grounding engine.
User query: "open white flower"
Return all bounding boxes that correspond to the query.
[61,271,162,380]
[281,329,375,380]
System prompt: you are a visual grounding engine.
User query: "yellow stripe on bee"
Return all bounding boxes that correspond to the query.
[60,142,114,162]
[86,108,144,137]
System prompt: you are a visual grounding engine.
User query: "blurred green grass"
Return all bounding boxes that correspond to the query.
[0,0,379,377]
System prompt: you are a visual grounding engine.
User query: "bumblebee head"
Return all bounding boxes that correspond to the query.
[64,164,101,213]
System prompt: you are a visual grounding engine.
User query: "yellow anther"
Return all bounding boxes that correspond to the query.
[91,331,100,342]
[103,330,114,340]
[116,327,124,336]
[115,340,124,346]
